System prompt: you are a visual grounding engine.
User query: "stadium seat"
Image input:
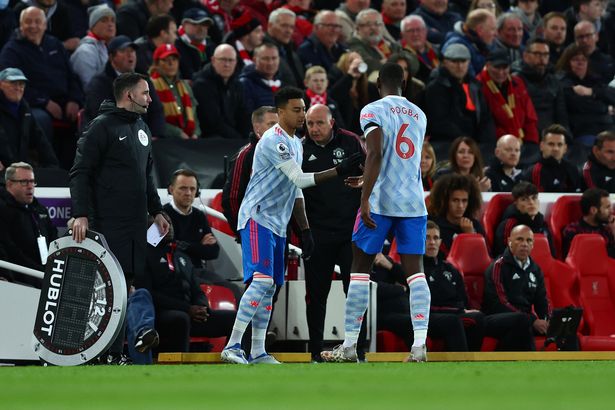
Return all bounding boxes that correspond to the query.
[190,284,237,352]
[482,193,514,252]
[388,238,401,264]
[566,234,615,351]
[207,192,235,236]
[547,195,582,259]
[376,330,407,352]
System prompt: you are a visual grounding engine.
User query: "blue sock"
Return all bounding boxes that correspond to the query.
[226,274,274,349]
[407,273,431,347]
[250,284,275,358]
[342,273,370,348]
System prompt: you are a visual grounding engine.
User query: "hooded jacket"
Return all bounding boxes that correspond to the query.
[493,203,552,257]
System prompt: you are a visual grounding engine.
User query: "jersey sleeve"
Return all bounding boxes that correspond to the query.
[260,134,297,169]
[359,103,382,134]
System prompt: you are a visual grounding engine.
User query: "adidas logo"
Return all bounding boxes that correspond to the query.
[512,273,521,280]
[606,176,612,182]
[159,257,166,263]
[553,178,560,185]
[308,154,317,161]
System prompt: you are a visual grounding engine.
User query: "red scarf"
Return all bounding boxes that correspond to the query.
[262,78,281,93]
[87,31,104,41]
[376,39,393,59]
[151,70,197,136]
[178,25,207,59]
[236,40,253,66]
[306,88,327,106]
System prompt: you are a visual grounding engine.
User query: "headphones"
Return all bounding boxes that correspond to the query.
[168,168,201,197]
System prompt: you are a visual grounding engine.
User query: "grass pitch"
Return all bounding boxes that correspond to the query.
[2,361,615,410]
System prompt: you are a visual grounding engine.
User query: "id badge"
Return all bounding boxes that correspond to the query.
[37,235,48,265]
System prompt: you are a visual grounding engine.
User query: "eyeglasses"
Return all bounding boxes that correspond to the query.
[576,33,596,40]
[527,51,550,58]
[318,23,342,30]
[9,179,37,186]
[215,57,236,64]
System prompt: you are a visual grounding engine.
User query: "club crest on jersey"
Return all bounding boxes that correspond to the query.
[332,148,345,165]
[138,129,149,146]
[276,142,291,160]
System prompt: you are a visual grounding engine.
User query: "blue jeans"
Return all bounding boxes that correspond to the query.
[126,288,156,364]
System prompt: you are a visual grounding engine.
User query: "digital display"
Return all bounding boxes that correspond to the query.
[51,255,97,349]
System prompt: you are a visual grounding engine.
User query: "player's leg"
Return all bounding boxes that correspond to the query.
[222,220,275,364]
[396,216,430,362]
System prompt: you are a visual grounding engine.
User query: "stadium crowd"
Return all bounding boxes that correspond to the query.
[2,0,615,362]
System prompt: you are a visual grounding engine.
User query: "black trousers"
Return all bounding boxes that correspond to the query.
[484,312,536,351]
[304,231,367,358]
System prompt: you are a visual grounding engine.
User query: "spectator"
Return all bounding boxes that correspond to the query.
[150,43,200,139]
[428,172,485,256]
[0,1,16,50]
[0,7,83,144]
[14,0,80,52]
[542,11,567,65]
[381,0,407,40]
[400,15,440,84]
[582,130,615,192]
[135,14,177,75]
[421,140,437,191]
[282,0,316,48]
[0,68,58,170]
[562,187,615,258]
[522,124,581,192]
[70,4,116,90]
[116,0,174,40]
[85,35,166,137]
[239,42,282,114]
[424,44,495,143]
[223,9,264,72]
[492,13,525,65]
[556,44,615,146]
[423,220,485,350]
[202,0,239,44]
[348,8,402,78]
[563,0,607,50]
[0,162,57,287]
[477,48,539,145]
[297,10,347,77]
[387,51,423,106]
[436,136,492,191]
[441,9,497,76]
[264,8,305,88]
[485,134,523,192]
[192,44,250,139]
[412,0,463,45]
[483,225,550,351]
[222,106,279,238]
[336,0,371,44]
[329,51,379,135]
[493,181,552,256]
[175,8,216,81]
[468,0,501,17]
[513,37,570,135]
[303,65,345,128]
[510,0,543,43]
[574,21,615,85]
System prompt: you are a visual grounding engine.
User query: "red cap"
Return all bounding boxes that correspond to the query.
[153,43,180,61]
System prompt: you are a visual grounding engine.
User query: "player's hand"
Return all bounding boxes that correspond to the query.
[459,217,475,233]
[533,318,548,335]
[360,201,377,229]
[72,216,89,243]
[336,152,364,177]
[154,213,170,237]
[345,175,364,188]
[301,229,315,260]
[201,233,217,245]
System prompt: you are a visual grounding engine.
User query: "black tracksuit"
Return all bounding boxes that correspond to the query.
[430,215,486,257]
[522,156,581,193]
[301,127,364,358]
[493,204,553,257]
[582,153,615,193]
[485,157,522,193]
[562,219,615,258]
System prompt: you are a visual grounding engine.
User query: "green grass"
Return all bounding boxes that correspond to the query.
[1,362,615,410]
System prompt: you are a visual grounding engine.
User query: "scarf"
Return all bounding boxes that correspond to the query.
[306,88,327,106]
[403,42,439,69]
[376,39,393,59]
[87,31,105,42]
[150,70,196,136]
[482,70,524,139]
[262,77,281,93]
[178,25,207,60]
[235,40,253,66]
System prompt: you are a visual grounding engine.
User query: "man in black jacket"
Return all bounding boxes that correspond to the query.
[485,134,522,192]
[192,44,250,139]
[483,225,550,351]
[175,8,216,81]
[583,130,615,192]
[264,8,305,88]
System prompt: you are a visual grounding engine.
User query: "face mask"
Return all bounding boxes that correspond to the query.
[0,0,9,10]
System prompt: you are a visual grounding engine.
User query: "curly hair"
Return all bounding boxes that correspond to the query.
[428,173,483,219]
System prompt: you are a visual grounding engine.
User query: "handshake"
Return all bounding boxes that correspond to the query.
[335,151,365,177]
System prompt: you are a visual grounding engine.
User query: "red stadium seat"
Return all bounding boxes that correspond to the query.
[376,330,407,352]
[548,195,582,259]
[388,238,401,264]
[190,284,237,352]
[566,234,615,351]
[482,193,514,252]
[207,192,235,236]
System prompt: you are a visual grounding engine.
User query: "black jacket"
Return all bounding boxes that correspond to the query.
[134,36,155,76]
[192,63,250,139]
[239,64,277,116]
[301,127,363,239]
[485,157,522,193]
[14,1,78,43]
[483,248,551,321]
[493,204,552,257]
[263,33,305,88]
[69,100,162,279]
[175,36,216,81]
[115,0,151,40]
[424,254,469,313]
[0,93,58,168]
[430,215,486,257]
[297,34,347,76]
[328,74,380,135]
[522,156,581,193]
[582,152,615,193]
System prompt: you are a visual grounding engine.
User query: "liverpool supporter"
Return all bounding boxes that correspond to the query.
[297,10,347,75]
[240,42,283,114]
[264,8,305,88]
[492,13,524,64]
[175,8,216,81]
[302,65,345,128]
[412,0,463,45]
[223,9,264,73]
[135,14,178,76]
[400,14,440,84]
[542,11,567,65]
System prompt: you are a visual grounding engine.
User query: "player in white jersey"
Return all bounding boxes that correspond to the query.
[321,63,432,363]
[221,87,363,364]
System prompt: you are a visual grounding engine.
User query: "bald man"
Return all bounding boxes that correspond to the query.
[485,134,523,192]
[482,225,551,351]
[301,103,366,362]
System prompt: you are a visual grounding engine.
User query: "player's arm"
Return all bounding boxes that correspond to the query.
[360,126,383,229]
[277,154,362,188]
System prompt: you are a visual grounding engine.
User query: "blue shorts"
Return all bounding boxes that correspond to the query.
[239,219,286,285]
[352,212,427,255]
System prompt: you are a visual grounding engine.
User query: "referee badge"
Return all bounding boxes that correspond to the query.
[138,129,149,146]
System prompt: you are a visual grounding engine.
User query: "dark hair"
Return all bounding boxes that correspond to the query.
[378,62,405,90]
[169,168,199,187]
[426,220,440,232]
[449,136,485,178]
[511,181,538,199]
[555,43,586,74]
[428,173,483,219]
[541,123,569,141]
[581,188,609,215]
[595,130,615,149]
[525,36,549,50]
[145,14,175,39]
[572,0,592,13]
[251,106,277,123]
[113,72,148,101]
[274,86,304,109]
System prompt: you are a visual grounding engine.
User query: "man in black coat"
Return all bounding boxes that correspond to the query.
[264,8,305,88]
[582,130,615,192]
[192,44,250,139]
[175,8,216,81]
[485,134,523,192]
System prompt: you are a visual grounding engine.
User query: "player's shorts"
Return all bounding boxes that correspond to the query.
[239,219,286,285]
[352,212,427,255]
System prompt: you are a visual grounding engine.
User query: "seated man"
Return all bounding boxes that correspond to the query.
[494,181,552,256]
[492,13,524,65]
[239,43,283,114]
[485,134,523,192]
[483,225,550,351]
[428,173,486,256]
[0,162,57,287]
[583,130,615,192]
[522,124,581,193]
[412,0,463,45]
[175,8,216,81]
[562,188,615,258]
